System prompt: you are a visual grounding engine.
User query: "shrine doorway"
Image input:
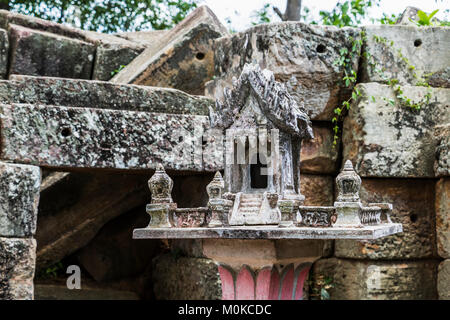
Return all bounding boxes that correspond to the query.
[250,153,268,189]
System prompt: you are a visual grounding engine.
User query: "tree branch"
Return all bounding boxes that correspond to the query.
[274,0,302,21]
[273,6,285,20]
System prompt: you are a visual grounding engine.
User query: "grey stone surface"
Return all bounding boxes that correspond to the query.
[111,5,229,95]
[435,124,450,177]
[395,7,421,26]
[361,25,450,86]
[0,9,89,41]
[438,259,450,300]
[152,254,222,300]
[428,67,450,88]
[0,162,41,237]
[0,237,36,300]
[0,28,7,79]
[335,178,436,259]
[343,83,450,178]
[0,75,212,115]
[134,224,402,240]
[436,178,450,259]
[207,22,360,121]
[300,123,339,174]
[312,258,438,300]
[92,42,144,81]
[0,103,221,171]
[114,30,168,45]
[8,24,95,79]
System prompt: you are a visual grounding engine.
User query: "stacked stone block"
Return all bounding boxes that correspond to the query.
[0,7,447,300]
[311,25,449,300]
[0,162,41,300]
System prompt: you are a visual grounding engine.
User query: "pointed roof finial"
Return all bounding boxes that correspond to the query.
[343,160,354,171]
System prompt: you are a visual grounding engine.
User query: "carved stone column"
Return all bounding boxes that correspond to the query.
[202,239,329,300]
[0,162,41,300]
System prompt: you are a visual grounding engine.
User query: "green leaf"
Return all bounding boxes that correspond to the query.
[370,96,376,102]
[417,10,429,23]
[428,9,439,21]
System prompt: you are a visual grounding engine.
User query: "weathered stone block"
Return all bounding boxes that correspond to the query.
[361,25,450,86]
[0,162,40,237]
[343,83,450,178]
[8,24,95,79]
[152,254,221,300]
[438,259,450,300]
[111,5,228,95]
[395,7,421,26]
[435,124,450,177]
[114,30,168,45]
[428,67,450,89]
[436,178,450,258]
[0,75,212,115]
[0,103,221,171]
[92,43,144,81]
[300,123,339,174]
[335,178,436,259]
[0,28,8,78]
[312,258,438,300]
[300,174,334,206]
[206,23,360,121]
[36,172,150,268]
[0,9,88,41]
[0,237,36,300]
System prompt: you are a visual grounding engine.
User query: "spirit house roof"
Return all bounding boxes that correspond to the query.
[209,64,314,139]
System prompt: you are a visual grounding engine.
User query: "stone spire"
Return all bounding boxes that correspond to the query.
[336,160,362,203]
[148,164,173,204]
[206,171,225,200]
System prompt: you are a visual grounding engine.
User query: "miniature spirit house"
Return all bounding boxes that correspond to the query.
[133,64,402,300]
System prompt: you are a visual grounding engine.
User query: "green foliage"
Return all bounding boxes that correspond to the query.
[36,261,65,279]
[331,30,434,147]
[110,64,126,77]
[378,12,399,25]
[251,3,271,26]
[369,34,433,110]
[319,0,379,27]
[5,0,197,33]
[411,9,439,26]
[331,34,363,145]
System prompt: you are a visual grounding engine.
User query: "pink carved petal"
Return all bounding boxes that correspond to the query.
[268,268,280,300]
[280,266,295,300]
[235,266,255,300]
[218,265,235,300]
[294,266,311,300]
[255,268,272,300]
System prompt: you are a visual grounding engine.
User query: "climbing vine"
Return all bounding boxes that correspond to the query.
[331,30,433,146]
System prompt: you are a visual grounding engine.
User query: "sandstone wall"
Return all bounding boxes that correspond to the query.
[207,21,449,300]
[0,8,448,300]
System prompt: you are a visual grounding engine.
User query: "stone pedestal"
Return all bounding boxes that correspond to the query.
[201,239,330,300]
